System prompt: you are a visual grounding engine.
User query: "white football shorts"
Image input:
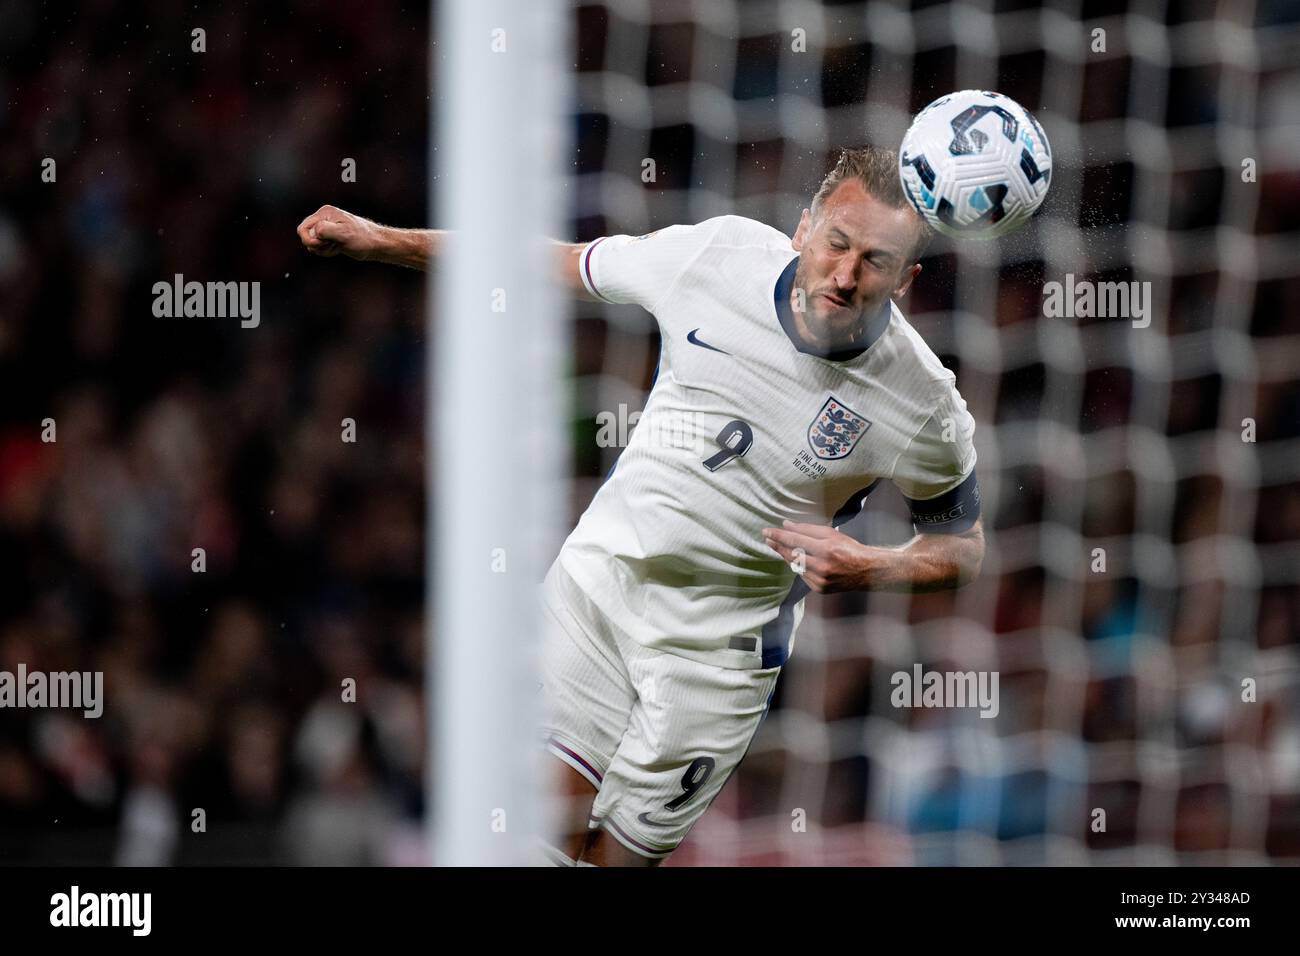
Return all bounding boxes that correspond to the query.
[540,559,780,860]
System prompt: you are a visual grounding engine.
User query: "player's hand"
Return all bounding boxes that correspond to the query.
[761,520,874,594]
[296,205,385,261]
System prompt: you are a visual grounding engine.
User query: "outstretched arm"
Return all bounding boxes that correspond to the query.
[762,516,984,594]
[296,205,600,300]
[296,205,440,269]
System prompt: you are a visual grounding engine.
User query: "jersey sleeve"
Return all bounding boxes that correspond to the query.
[577,222,714,312]
[890,384,981,534]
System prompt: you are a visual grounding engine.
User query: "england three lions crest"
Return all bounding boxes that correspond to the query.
[807,396,871,460]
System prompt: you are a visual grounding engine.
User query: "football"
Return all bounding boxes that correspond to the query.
[898,89,1052,240]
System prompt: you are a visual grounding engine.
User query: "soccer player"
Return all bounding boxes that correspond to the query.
[298,145,985,867]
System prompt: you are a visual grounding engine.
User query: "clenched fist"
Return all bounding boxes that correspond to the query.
[296,205,386,261]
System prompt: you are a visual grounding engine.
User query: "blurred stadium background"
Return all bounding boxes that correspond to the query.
[1,0,1298,865]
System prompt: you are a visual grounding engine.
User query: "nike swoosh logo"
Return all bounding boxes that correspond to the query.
[637,811,677,828]
[687,328,730,354]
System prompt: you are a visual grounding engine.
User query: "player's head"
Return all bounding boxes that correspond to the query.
[790,145,933,349]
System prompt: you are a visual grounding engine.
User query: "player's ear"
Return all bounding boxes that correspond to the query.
[894,263,922,298]
[791,208,811,250]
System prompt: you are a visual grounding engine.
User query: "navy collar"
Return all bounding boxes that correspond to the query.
[773,254,892,362]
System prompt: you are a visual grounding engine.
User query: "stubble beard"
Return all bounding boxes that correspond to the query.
[792,259,871,352]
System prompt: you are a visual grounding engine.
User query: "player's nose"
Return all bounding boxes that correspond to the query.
[829,276,856,300]
[830,262,858,292]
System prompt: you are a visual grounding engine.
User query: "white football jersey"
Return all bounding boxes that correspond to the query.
[559,215,979,670]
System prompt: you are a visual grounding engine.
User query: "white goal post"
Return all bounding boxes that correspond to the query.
[429,0,570,865]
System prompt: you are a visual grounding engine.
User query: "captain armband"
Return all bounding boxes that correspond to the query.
[904,470,981,535]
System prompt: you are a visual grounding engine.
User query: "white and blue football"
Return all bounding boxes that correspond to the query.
[899,89,1053,240]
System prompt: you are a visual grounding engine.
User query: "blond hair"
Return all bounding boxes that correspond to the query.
[811,145,933,263]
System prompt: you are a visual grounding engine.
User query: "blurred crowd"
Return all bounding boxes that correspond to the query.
[1,0,428,863]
